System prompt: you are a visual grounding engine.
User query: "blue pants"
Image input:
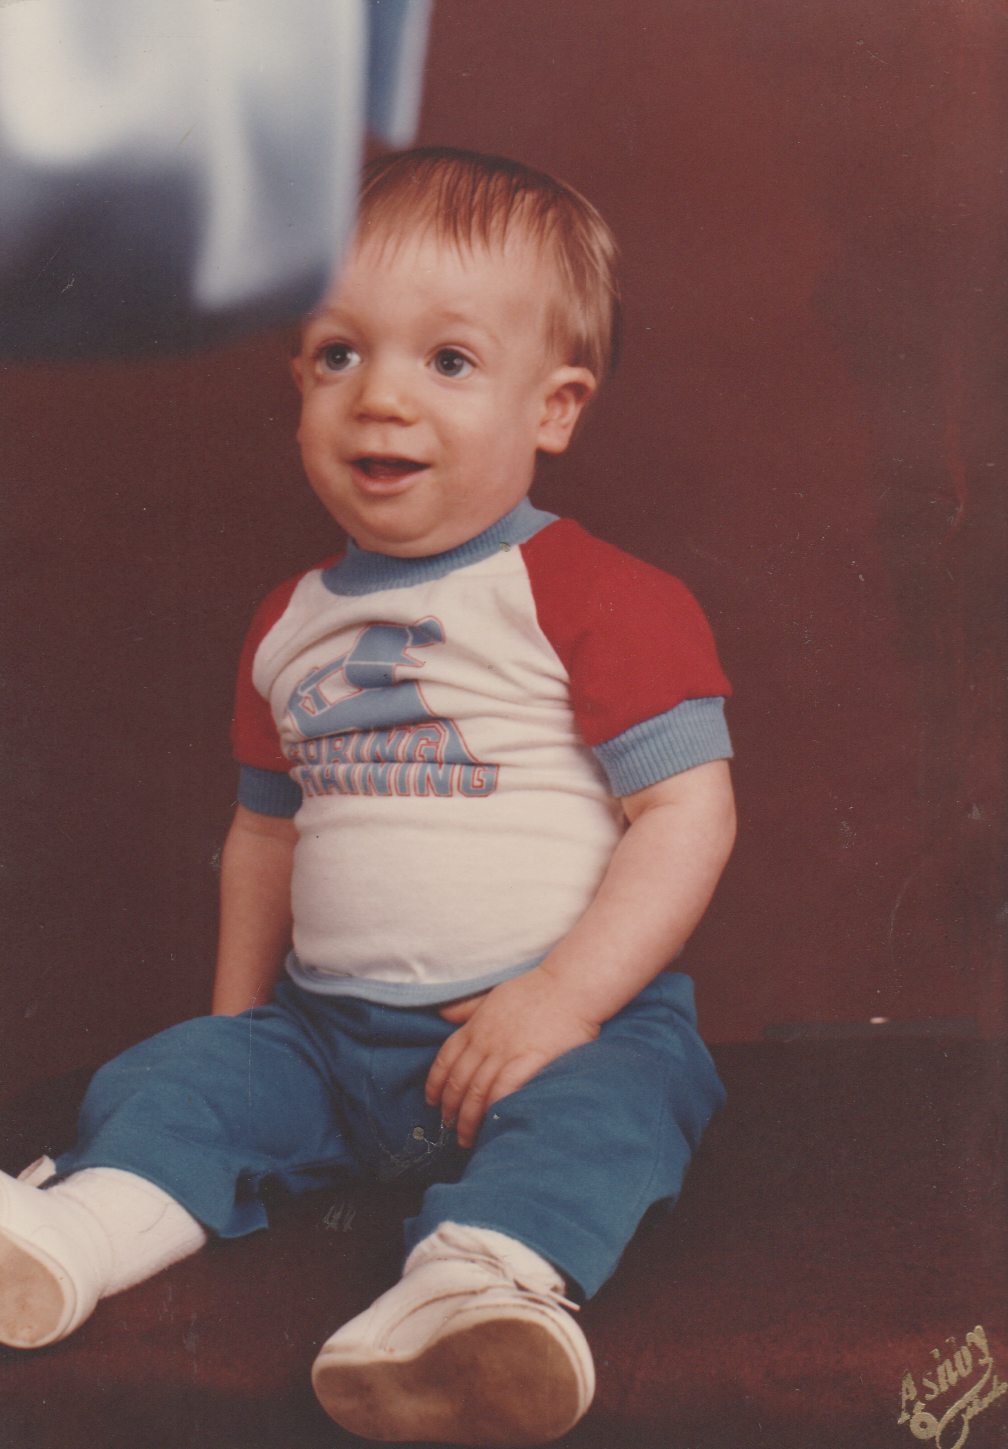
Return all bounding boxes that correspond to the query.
[54,974,724,1299]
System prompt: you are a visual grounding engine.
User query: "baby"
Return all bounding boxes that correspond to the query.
[0,148,736,1447]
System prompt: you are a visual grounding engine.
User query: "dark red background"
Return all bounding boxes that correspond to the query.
[2,0,1005,1101]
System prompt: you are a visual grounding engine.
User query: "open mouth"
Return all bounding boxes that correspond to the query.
[352,456,428,481]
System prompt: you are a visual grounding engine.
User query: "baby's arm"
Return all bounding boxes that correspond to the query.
[211,803,297,1015]
[425,758,736,1148]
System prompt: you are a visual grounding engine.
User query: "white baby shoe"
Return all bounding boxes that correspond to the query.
[0,1166,112,1347]
[0,1163,207,1349]
[311,1221,595,1446]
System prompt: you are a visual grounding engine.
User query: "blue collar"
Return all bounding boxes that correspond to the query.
[321,497,558,596]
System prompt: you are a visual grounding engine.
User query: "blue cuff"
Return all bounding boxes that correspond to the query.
[592,697,733,797]
[237,763,303,818]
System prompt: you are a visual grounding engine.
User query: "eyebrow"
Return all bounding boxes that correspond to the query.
[304,302,506,351]
[423,307,504,345]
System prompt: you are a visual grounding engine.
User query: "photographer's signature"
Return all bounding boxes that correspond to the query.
[899,1325,1006,1449]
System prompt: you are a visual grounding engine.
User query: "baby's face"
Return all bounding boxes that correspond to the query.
[293,231,594,556]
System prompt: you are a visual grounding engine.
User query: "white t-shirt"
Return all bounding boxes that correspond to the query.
[232,500,732,1004]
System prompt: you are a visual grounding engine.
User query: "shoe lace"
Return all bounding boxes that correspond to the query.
[512,1278,581,1314]
[415,1245,581,1317]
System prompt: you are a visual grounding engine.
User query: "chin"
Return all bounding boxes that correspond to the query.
[348,504,464,557]
[349,520,440,557]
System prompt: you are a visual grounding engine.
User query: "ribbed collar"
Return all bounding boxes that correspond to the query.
[321,497,558,596]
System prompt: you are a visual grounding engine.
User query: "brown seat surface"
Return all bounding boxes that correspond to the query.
[1,1040,1004,1449]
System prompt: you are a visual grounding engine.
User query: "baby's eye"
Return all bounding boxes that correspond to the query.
[319,342,361,372]
[432,348,473,379]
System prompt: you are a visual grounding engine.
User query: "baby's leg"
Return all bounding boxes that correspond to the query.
[311,972,725,1446]
[1,989,357,1348]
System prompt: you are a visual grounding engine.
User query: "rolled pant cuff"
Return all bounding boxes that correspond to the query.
[53,1130,268,1239]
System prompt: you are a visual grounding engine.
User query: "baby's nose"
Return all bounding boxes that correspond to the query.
[354,360,417,422]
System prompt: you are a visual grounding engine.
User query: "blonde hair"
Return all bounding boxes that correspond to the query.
[356,147,621,380]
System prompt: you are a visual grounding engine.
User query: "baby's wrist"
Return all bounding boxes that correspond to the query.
[533,959,609,1032]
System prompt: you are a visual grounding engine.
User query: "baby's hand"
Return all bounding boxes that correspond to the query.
[425,969,600,1149]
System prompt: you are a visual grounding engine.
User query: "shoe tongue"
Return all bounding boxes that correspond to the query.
[408,1222,565,1295]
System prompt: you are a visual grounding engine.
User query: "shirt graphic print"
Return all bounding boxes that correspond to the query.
[285,618,498,801]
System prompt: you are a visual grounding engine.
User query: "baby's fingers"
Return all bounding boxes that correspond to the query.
[436,1041,489,1132]
[454,1051,548,1149]
[452,1056,507,1149]
[424,1027,467,1108]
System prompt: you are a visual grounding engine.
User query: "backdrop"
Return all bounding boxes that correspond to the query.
[2,0,1004,1102]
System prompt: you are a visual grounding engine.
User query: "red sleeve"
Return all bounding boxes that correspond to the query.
[229,559,341,770]
[520,519,731,748]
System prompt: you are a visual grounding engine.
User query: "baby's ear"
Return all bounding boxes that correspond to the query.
[537,367,597,454]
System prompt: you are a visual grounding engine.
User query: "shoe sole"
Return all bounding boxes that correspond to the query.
[0,1229,72,1348]
[312,1314,587,1446]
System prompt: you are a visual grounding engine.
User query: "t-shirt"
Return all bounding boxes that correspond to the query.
[231,499,732,1005]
